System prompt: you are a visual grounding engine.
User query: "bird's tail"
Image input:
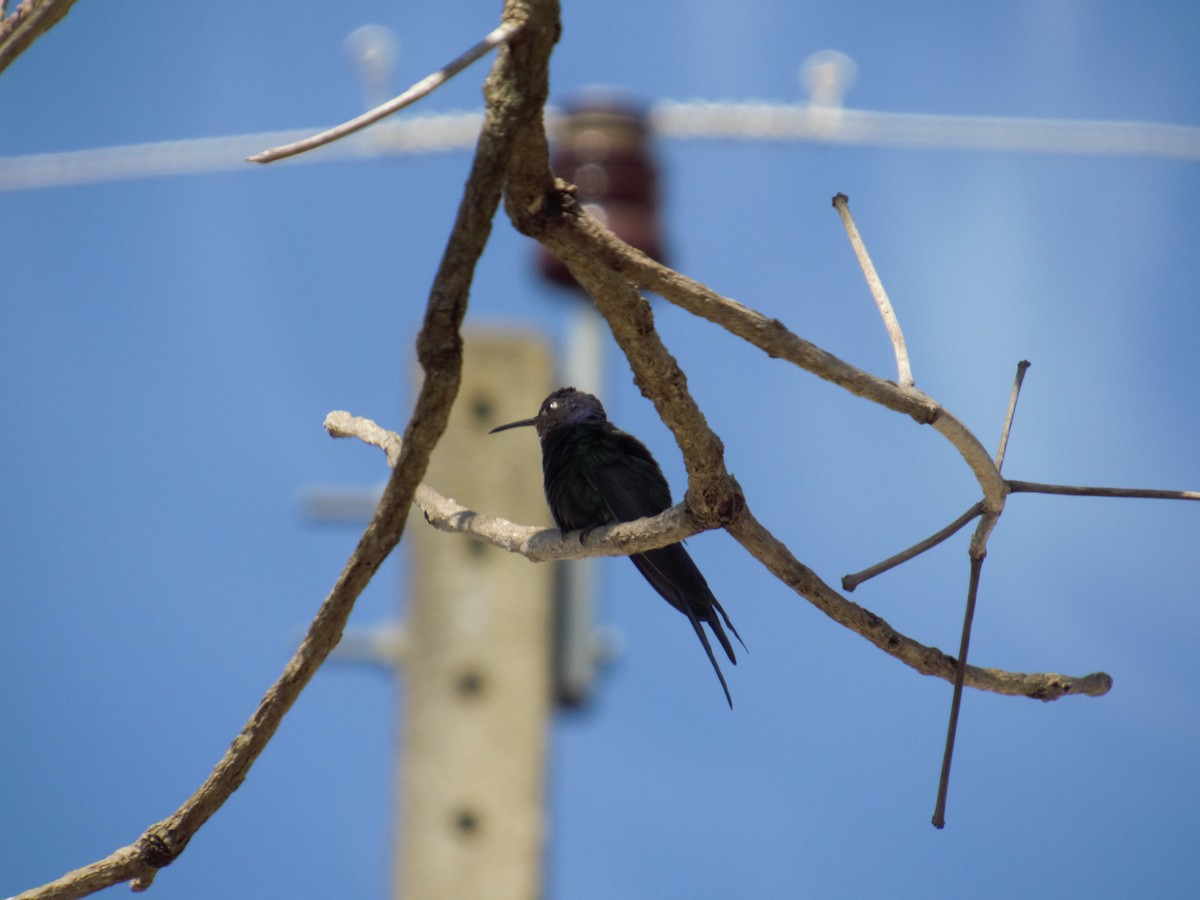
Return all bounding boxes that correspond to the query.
[709,598,746,658]
[629,548,742,708]
[681,603,734,709]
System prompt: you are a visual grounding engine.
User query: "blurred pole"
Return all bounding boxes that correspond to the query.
[397,332,555,900]
[537,90,666,706]
[549,307,605,706]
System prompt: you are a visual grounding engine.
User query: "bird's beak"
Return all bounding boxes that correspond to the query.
[488,416,538,434]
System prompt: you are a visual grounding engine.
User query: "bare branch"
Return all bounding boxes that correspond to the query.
[489,54,1121,719]
[842,501,984,592]
[727,506,1110,699]
[326,409,1109,700]
[324,410,706,559]
[248,19,525,164]
[840,476,1200,593]
[935,360,1033,828]
[994,360,1031,471]
[326,409,404,466]
[832,192,914,387]
[0,0,80,76]
[567,259,742,526]
[497,24,741,529]
[844,362,1197,595]
[516,208,1010,516]
[8,848,149,900]
[933,553,985,828]
[1007,480,1200,501]
[12,3,544,895]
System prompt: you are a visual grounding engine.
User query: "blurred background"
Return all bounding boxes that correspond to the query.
[3,1,1199,897]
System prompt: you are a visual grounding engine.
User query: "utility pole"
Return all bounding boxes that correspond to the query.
[303,92,662,897]
[397,331,555,899]
[299,66,642,900]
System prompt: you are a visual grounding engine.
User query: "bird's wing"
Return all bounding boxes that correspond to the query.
[584,430,672,521]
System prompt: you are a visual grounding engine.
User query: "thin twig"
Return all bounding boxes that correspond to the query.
[994,360,1031,470]
[842,362,1198,591]
[841,501,984,592]
[832,192,914,387]
[841,472,1199,592]
[1007,481,1200,501]
[933,361,1031,828]
[247,19,524,164]
[932,552,985,829]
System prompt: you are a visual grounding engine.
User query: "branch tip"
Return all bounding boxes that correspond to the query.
[248,19,524,164]
[994,359,1032,472]
[831,192,914,387]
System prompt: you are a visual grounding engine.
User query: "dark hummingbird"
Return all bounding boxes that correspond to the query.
[490,387,744,707]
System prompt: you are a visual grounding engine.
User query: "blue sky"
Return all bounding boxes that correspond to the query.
[3,2,1199,898]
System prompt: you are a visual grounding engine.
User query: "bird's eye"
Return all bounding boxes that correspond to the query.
[549,401,558,410]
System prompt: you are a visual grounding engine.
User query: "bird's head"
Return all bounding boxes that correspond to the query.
[489,386,608,440]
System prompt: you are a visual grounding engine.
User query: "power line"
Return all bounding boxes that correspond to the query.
[2,100,1197,192]
[0,112,485,190]
[651,100,1200,159]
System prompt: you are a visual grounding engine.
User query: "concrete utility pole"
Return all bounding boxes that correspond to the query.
[397,332,555,900]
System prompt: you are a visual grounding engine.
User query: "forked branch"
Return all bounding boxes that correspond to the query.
[12,7,537,897]
[326,412,1112,701]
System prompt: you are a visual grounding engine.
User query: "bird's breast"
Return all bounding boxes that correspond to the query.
[541,430,612,532]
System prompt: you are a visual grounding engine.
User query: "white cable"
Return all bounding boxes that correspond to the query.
[2,101,1196,192]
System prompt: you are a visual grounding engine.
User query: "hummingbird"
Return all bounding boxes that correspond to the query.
[490,387,744,707]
